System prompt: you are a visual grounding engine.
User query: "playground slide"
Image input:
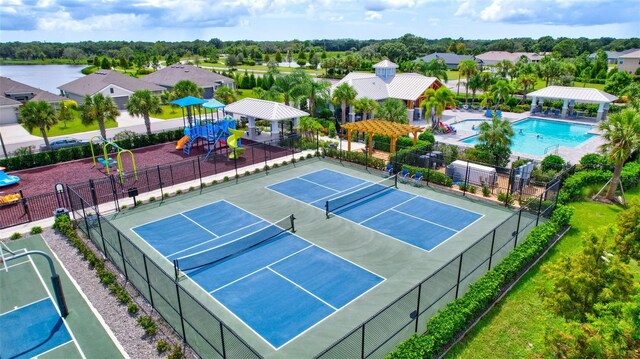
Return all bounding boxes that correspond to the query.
[176,136,190,150]
[227,129,246,160]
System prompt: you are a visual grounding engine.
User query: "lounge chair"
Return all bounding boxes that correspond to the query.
[400,169,410,179]
[458,102,464,110]
[496,110,503,118]
[474,106,482,111]
[412,171,423,183]
[384,164,394,176]
[543,109,550,116]
[485,109,493,118]
[553,109,560,117]
[570,111,578,119]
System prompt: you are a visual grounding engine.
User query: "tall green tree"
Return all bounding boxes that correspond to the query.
[296,74,331,117]
[57,101,74,129]
[331,83,358,124]
[416,59,448,82]
[467,74,483,105]
[272,73,298,106]
[214,86,237,105]
[516,73,537,102]
[354,98,378,121]
[298,116,323,139]
[458,59,479,104]
[79,93,120,139]
[420,87,456,129]
[476,116,514,166]
[614,198,640,263]
[19,101,58,150]
[598,108,640,201]
[172,80,203,99]
[375,98,408,124]
[126,90,163,135]
[490,79,515,110]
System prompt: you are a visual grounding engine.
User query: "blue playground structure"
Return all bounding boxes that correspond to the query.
[0,168,20,187]
[179,116,238,160]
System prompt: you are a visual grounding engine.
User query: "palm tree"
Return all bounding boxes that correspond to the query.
[458,59,479,103]
[214,86,237,104]
[467,74,483,105]
[79,93,120,139]
[57,101,74,129]
[598,109,640,201]
[477,116,514,166]
[490,79,515,110]
[19,101,58,150]
[298,116,323,138]
[332,83,358,124]
[172,80,203,99]
[516,73,537,103]
[272,73,298,106]
[416,59,448,82]
[354,98,378,121]
[126,90,163,136]
[375,99,408,124]
[420,87,456,130]
[299,77,331,117]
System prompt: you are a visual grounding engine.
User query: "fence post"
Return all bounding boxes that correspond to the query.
[219,322,227,358]
[142,254,155,308]
[361,323,366,359]
[488,229,496,270]
[174,282,187,344]
[66,186,76,221]
[233,152,239,183]
[117,232,128,280]
[455,253,464,298]
[197,156,203,189]
[414,284,422,333]
[89,179,99,213]
[169,164,175,186]
[536,192,544,226]
[96,215,108,259]
[514,209,523,248]
[80,201,91,241]
[109,175,119,211]
[463,161,470,196]
[505,168,513,207]
[316,129,320,157]
[263,141,269,174]
[19,190,32,222]
[157,165,164,200]
[425,151,431,186]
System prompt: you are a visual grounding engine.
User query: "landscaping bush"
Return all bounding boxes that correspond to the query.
[482,185,491,197]
[418,131,435,143]
[322,147,386,169]
[388,205,574,358]
[10,232,21,240]
[620,161,640,189]
[558,169,612,203]
[541,154,565,172]
[389,142,433,170]
[30,226,43,234]
[401,165,453,187]
[579,153,607,170]
[497,191,515,206]
[156,339,171,353]
[137,315,158,337]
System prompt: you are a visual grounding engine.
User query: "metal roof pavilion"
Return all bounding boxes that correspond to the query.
[224,98,309,140]
[528,86,618,121]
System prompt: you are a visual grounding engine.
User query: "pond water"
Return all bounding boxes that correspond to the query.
[0,64,87,95]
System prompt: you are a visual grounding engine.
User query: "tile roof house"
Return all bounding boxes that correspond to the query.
[58,70,164,109]
[0,77,67,125]
[475,51,545,66]
[617,49,640,75]
[331,60,442,122]
[140,65,234,99]
[418,53,482,69]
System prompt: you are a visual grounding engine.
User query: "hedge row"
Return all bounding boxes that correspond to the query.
[365,134,430,153]
[1,129,184,171]
[390,141,433,169]
[401,164,453,187]
[322,147,386,169]
[558,161,640,204]
[388,205,574,358]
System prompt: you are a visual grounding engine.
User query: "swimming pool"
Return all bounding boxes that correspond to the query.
[451,119,488,132]
[461,118,595,156]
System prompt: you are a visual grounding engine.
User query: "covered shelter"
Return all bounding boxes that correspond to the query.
[223,98,309,140]
[342,120,422,153]
[168,96,207,127]
[528,86,618,121]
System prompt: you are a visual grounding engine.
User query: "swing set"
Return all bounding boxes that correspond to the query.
[90,136,138,183]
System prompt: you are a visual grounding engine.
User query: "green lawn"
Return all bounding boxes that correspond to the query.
[152,105,185,120]
[445,188,639,358]
[27,110,117,137]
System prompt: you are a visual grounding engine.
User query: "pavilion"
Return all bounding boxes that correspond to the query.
[223,98,309,140]
[342,120,422,153]
[528,86,618,121]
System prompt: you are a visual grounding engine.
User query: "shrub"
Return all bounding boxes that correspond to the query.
[30,226,43,234]
[579,153,606,170]
[401,165,453,187]
[497,191,515,206]
[223,176,230,182]
[458,183,468,191]
[482,185,491,197]
[127,302,139,315]
[121,204,128,210]
[244,171,251,176]
[541,154,565,172]
[558,169,611,203]
[98,269,117,285]
[10,232,21,240]
[282,160,288,165]
[511,158,529,169]
[620,161,640,189]
[136,200,143,206]
[163,193,169,198]
[137,315,158,337]
[148,196,156,202]
[307,153,313,159]
[156,339,171,353]
[211,180,218,185]
[175,189,183,194]
[418,131,435,143]
[167,344,185,359]
[469,185,477,194]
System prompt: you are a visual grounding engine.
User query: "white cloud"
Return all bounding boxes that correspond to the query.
[38,12,146,32]
[365,10,382,20]
[365,0,416,11]
[328,15,344,21]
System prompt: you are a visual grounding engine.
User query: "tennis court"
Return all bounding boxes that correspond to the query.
[267,169,483,251]
[0,236,124,359]
[132,200,384,349]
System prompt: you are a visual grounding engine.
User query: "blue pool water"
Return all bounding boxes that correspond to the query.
[462,118,595,156]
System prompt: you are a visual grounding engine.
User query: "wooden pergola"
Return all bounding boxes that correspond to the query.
[342,119,422,153]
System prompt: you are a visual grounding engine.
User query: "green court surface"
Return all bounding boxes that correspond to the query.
[0,236,125,359]
[108,159,514,357]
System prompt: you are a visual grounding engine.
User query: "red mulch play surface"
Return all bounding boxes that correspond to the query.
[7,140,292,197]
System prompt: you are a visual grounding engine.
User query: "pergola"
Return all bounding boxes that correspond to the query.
[342,120,422,153]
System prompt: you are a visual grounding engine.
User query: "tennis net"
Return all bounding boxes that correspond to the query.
[174,214,295,273]
[325,175,397,217]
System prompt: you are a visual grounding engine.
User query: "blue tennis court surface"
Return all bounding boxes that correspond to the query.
[0,298,73,359]
[132,200,384,349]
[268,169,483,251]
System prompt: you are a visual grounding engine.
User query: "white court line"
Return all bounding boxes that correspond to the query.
[390,209,460,233]
[180,213,219,238]
[0,297,49,317]
[359,195,418,224]
[267,267,338,310]
[130,199,229,232]
[34,339,74,358]
[210,245,314,294]
[0,258,31,271]
[29,256,87,359]
[167,221,266,258]
[297,176,340,192]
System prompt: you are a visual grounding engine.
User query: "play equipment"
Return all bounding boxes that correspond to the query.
[180,116,236,160]
[0,192,21,204]
[227,128,245,159]
[90,136,138,183]
[0,167,20,187]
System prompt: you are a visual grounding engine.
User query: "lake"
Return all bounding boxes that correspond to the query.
[0,64,87,95]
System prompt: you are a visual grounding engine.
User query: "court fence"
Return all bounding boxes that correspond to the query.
[1,133,307,229]
[66,185,263,359]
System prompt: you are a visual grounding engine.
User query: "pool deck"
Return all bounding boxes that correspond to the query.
[434,110,603,164]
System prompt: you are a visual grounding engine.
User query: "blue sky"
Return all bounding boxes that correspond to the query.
[0,0,638,42]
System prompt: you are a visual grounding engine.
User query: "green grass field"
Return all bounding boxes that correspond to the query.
[445,188,640,358]
[27,110,117,137]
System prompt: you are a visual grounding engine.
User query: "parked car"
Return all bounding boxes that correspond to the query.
[39,137,89,151]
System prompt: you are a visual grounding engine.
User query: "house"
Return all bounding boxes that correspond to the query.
[617,49,640,75]
[417,53,482,70]
[330,60,443,122]
[589,49,639,65]
[0,77,66,125]
[140,65,234,99]
[58,70,164,109]
[475,51,545,66]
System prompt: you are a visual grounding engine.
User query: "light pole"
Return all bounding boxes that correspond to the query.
[0,128,7,159]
